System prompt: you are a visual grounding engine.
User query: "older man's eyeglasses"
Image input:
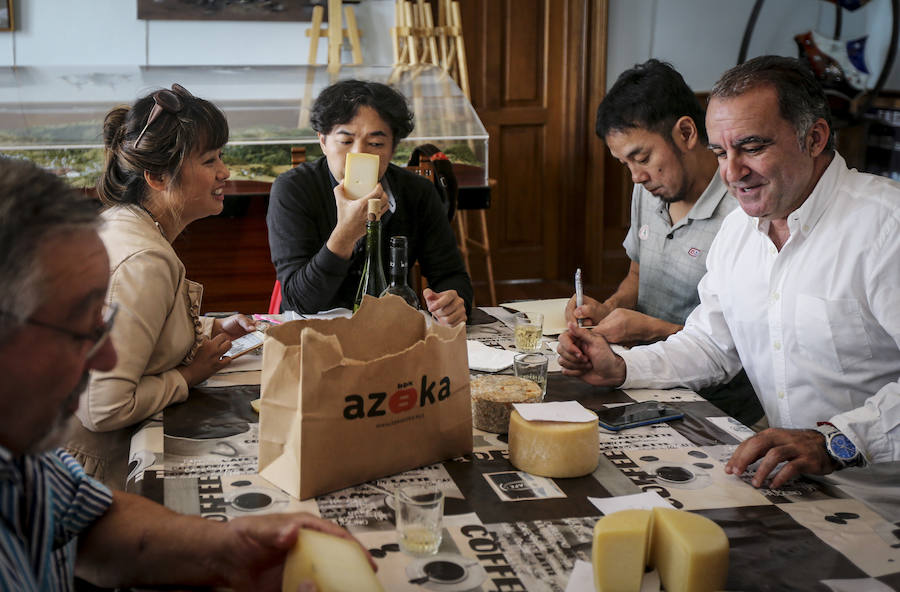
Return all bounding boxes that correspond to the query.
[1,303,119,359]
[133,84,190,149]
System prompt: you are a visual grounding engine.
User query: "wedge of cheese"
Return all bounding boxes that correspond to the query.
[650,507,729,592]
[592,507,728,592]
[343,153,380,200]
[508,409,599,478]
[282,529,383,592]
[592,509,651,592]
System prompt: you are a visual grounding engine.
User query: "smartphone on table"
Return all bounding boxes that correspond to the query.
[594,401,684,431]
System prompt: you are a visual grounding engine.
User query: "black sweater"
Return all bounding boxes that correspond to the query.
[267,157,473,314]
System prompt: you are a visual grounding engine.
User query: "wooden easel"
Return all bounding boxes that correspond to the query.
[436,0,470,99]
[391,0,469,98]
[307,0,364,72]
[391,0,438,67]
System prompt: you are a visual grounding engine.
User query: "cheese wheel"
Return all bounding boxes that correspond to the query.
[282,529,383,592]
[592,509,652,592]
[591,507,729,592]
[471,375,542,433]
[507,408,599,477]
[650,507,729,592]
[343,153,379,200]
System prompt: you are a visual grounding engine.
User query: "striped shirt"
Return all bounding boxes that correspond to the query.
[0,446,112,591]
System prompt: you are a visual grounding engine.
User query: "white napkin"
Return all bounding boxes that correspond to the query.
[467,340,517,372]
[513,401,596,423]
[566,560,661,592]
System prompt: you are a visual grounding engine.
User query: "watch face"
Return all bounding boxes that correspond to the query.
[830,434,858,460]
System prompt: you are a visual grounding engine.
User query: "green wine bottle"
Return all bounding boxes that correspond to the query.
[353,199,387,312]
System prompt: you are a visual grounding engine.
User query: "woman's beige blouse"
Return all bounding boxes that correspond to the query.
[66,205,212,488]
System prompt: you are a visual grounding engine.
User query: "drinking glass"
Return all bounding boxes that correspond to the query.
[513,312,544,352]
[395,483,444,556]
[514,353,549,398]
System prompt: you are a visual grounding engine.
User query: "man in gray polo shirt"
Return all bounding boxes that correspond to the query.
[565,59,763,425]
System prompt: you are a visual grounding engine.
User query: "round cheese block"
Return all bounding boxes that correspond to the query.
[508,408,600,478]
[470,374,543,433]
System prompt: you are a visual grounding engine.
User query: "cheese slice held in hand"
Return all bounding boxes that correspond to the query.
[282,529,383,592]
[592,507,728,592]
[344,153,380,200]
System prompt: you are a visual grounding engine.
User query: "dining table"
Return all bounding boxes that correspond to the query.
[125,308,900,592]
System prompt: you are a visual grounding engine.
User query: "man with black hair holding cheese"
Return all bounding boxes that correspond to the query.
[565,59,763,426]
[559,56,900,520]
[267,79,472,326]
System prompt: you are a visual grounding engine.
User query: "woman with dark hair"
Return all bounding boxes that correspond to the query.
[66,84,256,488]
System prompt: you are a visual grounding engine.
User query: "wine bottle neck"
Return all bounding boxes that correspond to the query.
[388,245,409,283]
[366,219,381,252]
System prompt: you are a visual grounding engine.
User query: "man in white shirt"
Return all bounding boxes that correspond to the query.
[558,56,900,517]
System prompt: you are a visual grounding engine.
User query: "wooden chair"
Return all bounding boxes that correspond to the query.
[404,144,459,303]
[454,180,496,306]
[407,148,497,307]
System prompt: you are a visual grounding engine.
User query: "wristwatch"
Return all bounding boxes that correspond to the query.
[815,422,865,469]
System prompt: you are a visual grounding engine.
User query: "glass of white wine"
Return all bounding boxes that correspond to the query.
[514,312,544,352]
[396,483,444,556]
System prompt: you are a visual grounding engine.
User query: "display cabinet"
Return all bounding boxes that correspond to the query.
[0,64,489,312]
[0,64,488,185]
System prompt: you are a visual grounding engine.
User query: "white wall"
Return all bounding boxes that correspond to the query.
[607,0,900,92]
[0,0,396,66]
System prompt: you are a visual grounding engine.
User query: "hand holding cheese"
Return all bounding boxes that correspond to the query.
[592,507,728,592]
[327,154,388,259]
[282,529,383,592]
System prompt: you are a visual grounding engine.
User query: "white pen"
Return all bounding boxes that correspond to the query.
[575,268,584,327]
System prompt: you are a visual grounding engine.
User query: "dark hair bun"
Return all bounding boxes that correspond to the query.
[102,106,130,149]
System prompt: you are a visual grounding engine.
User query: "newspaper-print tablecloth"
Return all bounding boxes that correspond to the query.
[125,310,900,592]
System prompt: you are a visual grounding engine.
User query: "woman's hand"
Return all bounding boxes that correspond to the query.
[214,314,256,338]
[177,334,232,387]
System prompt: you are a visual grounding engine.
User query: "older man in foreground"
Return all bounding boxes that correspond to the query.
[0,157,362,590]
[559,56,900,519]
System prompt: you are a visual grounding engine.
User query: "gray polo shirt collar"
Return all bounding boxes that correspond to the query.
[655,173,729,234]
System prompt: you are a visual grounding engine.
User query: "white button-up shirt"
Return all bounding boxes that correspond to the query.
[620,153,900,464]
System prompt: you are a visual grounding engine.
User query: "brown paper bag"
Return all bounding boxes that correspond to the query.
[258,294,472,499]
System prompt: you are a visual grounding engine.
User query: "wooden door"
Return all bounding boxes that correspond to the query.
[458,0,609,299]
